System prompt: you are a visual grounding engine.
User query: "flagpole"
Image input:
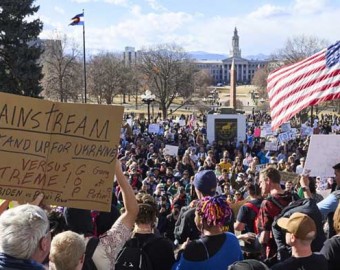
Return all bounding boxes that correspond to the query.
[82,9,87,103]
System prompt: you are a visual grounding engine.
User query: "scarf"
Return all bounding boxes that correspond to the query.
[0,253,45,270]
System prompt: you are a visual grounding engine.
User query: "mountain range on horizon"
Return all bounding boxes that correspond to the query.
[188,51,270,61]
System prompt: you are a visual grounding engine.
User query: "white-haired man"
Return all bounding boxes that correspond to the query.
[0,204,51,269]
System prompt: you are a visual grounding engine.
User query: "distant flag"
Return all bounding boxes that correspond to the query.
[267,40,340,130]
[69,12,84,26]
[69,10,87,103]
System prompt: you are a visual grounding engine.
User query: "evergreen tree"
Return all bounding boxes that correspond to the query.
[0,0,43,97]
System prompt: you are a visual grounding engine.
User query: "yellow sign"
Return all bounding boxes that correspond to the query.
[0,93,124,211]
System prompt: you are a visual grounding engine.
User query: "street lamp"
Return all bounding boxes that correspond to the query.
[141,90,155,125]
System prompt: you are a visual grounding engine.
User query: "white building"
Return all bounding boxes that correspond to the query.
[195,28,268,85]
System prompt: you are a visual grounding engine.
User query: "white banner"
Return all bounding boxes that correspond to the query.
[163,145,179,156]
[265,140,278,151]
[148,124,160,134]
[304,135,340,177]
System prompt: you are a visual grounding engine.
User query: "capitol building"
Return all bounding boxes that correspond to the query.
[195,28,268,85]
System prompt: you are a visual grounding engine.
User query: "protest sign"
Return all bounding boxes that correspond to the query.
[265,139,278,151]
[178,119,186,127]
[254,127,261,137]
[278,130,296,144]
[280,123,291,133]
[279,171,300,183]
[261,124,273,137]
[148,123,160,134]
[301,125,313,137]
[163,145,179,156]
[0,92,124,211]
[304,135,340,177]
[126,118,132,127]
[255,164,266,172]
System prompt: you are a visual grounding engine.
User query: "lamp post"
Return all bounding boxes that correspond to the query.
[141,90,155,125]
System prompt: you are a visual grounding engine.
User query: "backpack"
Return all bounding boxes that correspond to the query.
[244,202,260,234]
[174,206,200,244]
[82,237,99,270]
[272,198,326,262]
[115,236,159,270]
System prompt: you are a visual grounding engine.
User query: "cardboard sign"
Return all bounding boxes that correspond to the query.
[163,145,179,156]
[148,124,160,134]
[304,135,340,177]
[0,92,123,211]
[279,171,300,183]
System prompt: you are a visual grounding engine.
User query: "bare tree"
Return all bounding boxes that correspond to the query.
[137,44,196,119]
[251,35,329,106]
[88,52,129,105]
[274,35,328,65]
[41,34,81,102]
[251,66,271,100]
[193,70,213,97]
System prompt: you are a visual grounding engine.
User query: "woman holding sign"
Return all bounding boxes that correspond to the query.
[64,161,139,270]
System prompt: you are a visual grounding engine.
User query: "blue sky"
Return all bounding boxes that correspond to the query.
[34,0,340,55]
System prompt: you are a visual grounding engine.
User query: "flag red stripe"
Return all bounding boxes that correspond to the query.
[267,54,325,95]
[267,50,325,85]
[270,80,340,122]
[269,68,340,109]
[271,92,340,130]
[268,63,325,101]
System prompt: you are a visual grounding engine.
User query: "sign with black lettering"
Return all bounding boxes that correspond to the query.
[0,92,124,211]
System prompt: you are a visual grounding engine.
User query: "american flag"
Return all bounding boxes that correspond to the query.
[267,40,340,130]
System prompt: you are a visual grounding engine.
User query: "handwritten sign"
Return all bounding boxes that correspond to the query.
[304,135,340,177]
[0,92,124,211]
[163,145,179,156]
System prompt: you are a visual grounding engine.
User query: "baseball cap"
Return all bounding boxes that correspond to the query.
[333,163,340,170]
[193,170,217,196]
[277,212,316,240]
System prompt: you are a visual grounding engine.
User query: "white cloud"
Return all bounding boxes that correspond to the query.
[130,5,142,16]
[104,0,129,6]
[39,0,340,56]
[70,0,128,4]
[54,6,65,15]
[145,0,167,12]
[71,0,95,3]
[249,4,288,19]
[293,0,329,14]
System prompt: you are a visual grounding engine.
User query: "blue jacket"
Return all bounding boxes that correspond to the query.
[172,232,243,270]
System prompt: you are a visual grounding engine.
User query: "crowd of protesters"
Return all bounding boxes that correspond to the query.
[0,110,339,270]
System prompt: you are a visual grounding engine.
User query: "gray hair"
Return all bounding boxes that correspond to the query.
[0,204,49,259]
